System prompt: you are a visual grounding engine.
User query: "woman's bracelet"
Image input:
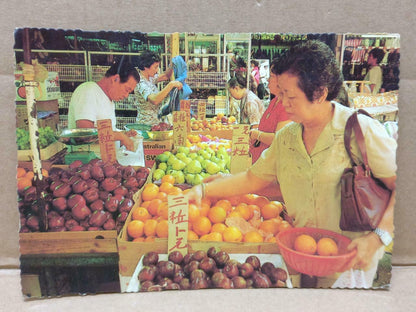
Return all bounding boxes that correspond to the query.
[256,131,261,141]
[200,183,206,199]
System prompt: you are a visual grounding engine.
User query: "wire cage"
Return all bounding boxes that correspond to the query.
[43,64,87,82]
[115,94,137,111]
[187,72,228,89]
[58,92,73,109]
[116,116,137,130]
[89,65,111,82]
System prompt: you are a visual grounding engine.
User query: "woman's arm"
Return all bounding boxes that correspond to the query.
[155,66,174,82]
[147,80,183,105]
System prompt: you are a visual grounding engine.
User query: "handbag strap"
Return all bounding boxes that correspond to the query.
[344,109,372,167]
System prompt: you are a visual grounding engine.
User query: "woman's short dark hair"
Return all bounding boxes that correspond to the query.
[228,71,247,89]
[137,50,161,70]
[369,48,385,64]
[274,40,343,102]
[251,59,259,67]
[105,57,140,83]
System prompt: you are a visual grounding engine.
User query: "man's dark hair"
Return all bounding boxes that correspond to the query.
[106,57,140,83]
[274,40,343,102]
[137,50,161,70]
[369,48,385,64]
[228,72,247,89]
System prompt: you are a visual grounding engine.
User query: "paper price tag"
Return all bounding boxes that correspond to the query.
[180,100,191,132]
[167,194,189,256]
[173,111,188,148]
[97,119,117,163]
[197,101,206,120]
[230,124,251,174]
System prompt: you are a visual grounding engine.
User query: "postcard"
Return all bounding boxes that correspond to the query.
[14,28,399,298]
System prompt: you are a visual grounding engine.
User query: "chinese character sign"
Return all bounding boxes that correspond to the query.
[180,100,191,132]
[167,194,189,256]
[197,101,206,120]
[173,111,187,148]
[97,119,116,163]
[230,124,251,174]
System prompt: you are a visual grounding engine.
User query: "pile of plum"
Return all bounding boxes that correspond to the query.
[19,159,150,233]
[138,248,288,291]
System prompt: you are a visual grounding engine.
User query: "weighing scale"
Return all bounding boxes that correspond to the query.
[58,128,99,164]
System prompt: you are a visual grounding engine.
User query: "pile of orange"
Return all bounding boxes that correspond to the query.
[127,180,293,243]
[17,167,48,192]
[294,234,339,256]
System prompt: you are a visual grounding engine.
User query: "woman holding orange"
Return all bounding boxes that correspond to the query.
[188,40,396,288]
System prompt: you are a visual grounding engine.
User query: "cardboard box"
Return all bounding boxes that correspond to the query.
[143,139,173,167]
[17,141,67,161]
[15,71,60,101]
[16,100,60,132]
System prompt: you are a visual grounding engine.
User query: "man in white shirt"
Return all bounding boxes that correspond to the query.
[68,59,140,151]
[364,48,385,94]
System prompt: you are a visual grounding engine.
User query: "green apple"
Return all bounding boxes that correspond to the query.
[177,146,190,155]
[158,162,168,171]
[167,155,178,166]
[172,159,186,171]
[153,168,165,181]
[206,161,220,175]
[192,174,204,185]
[171,170,185,184]
[185,159,202,174]
[185,173,195,184]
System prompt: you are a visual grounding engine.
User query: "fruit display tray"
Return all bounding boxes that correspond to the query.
[125,253,292,292]
[17,141,67,161]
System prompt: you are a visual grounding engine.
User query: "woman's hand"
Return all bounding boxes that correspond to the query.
[249,129,260,145]
[344,232,383,271]
[186,183,204,206]
[114,132,135,151]
[169,80,183,90]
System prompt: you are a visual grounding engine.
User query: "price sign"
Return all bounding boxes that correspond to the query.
[167,194,189,256]
[197,101,206,120]
[173,111,187,148]
[230,124,251,174]
[97,119,116,163]
[180,100,191,132]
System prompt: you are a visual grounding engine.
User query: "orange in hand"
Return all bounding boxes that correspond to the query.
[294,234,317,255]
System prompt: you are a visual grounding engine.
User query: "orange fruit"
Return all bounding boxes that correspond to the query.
[240,194,257,205]
[227,210,243,218]
[156,191,168,201]
[144,219,158,237]
[215,199,232,212]
[244,231,264,243]
[199,201,211,217]
[17,167,26,178]
[236,204,254,221]
[188,230,199,240]
[278,221,293,233]
[157,202,169,219]
[127,220,144,239]
[223,226,243,242]
[142,183,159,201]
[141,200,151,209]
[17,177,32,191]
[167,186,183,195]
[200,232,223,242]
[252,196,270,208]
[317,237,339,256]
[259,219,280,235]
[159,182,174,194]
[156,220,169,238]
[147,198,163,216]
[144,236,155,242]
[226,195,241,206]
[132,207,151,222]
[192,216,212,236]
[161,174,175,184]
[211,223,227,234]
[25,171,34,180]
[294,234,317,255]
[188,203,201,223]
[266,236,277,243]
[41,169,49,178]
[261,202,283,220]
[208,206,227,224]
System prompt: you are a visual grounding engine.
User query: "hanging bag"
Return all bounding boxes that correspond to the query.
[340,110,391,232]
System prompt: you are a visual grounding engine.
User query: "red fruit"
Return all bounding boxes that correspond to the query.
[99,190,111,201]
[65,219,79,230]
[103,218,116,230]
[123,176,139,189]
[116,211,129,223]
[70,225,86,231]
[89,210,110,227]
[113,185,128,197]
[71,205,92,221]
[49,180,62,193]
[105,196,120,212]
[72,179,89,194]
[52,197,67,213]
[103,165,118,178]
[100,177,120,192]
[68,175,82,186]
[53,183,72,198]
[48,215,65,228]
[90,199,104,212]
[67,194,86,209]
[69,160,83,170]
[26,215,40,231]
[77,169,91,180]
[136,167,150,179]
[118,198,133,213]
[90,166,105,181]
[121,166,136,179]
[85,179,99,189]
[239,262,254,278]
[23,186,37,203]
[83,187,99,204]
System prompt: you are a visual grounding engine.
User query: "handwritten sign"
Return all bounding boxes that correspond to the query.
[180,100,191,132]
[197,101,206,120]
[173,111,187,148]
[230,124,251,174]
[167,194,189,256]
[97,119,116,163]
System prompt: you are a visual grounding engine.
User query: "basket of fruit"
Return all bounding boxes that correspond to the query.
[147,122,173,141]
[276,227,356,277]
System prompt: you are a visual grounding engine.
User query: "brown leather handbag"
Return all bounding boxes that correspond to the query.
[340,110,392,232]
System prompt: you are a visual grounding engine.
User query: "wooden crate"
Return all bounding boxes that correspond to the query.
[19,230,118,255]
[17,141,66,161]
